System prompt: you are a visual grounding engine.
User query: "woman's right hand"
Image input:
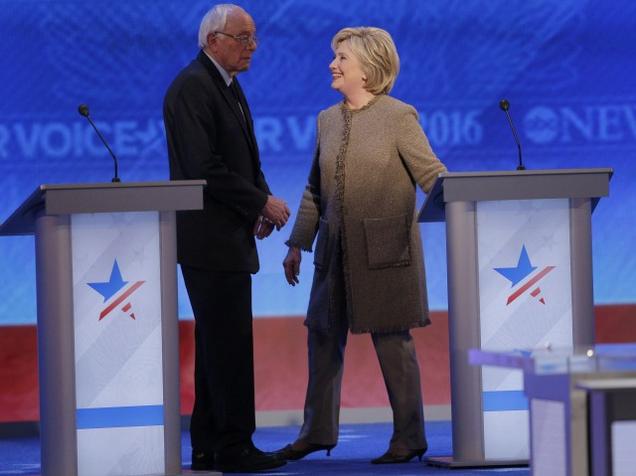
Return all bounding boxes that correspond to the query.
[283,247,302,286]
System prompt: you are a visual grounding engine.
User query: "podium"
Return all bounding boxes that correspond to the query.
[469,344,636,475]
[0,181,205,476]
[418,169,612,467]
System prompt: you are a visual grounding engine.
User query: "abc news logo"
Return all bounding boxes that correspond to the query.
[522,104,636,145]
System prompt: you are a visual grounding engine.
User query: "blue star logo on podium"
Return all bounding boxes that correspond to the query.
[87,259,145,321]
[494,245,555,305]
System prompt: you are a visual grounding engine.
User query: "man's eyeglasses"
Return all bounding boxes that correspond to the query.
[214,31,258,46]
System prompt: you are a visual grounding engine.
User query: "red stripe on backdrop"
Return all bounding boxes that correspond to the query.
[179,312,450,414]
[251,312,452,411]
[0,325,39,422]
[595,304,636,343]
[1,305,635,422]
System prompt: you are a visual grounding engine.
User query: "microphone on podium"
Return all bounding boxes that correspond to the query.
[499,99,525,171]
[78,104,121,182]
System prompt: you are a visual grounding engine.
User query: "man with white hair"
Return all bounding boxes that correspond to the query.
[164,3,289,473]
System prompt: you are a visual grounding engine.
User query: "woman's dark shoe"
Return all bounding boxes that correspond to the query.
[275,442,335,460]
[371,446,427,464]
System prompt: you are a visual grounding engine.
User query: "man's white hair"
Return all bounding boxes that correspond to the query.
[198,4,245,48]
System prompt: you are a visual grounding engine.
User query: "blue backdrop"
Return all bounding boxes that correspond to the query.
[1,0,634,323]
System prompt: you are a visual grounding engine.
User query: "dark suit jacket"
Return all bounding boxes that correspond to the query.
[163,50,270,273]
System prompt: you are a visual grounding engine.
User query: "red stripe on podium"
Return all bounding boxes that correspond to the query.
[506,266,554,305]
[99,281,144,320]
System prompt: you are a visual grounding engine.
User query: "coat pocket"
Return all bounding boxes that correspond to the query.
[363,214,411,269]
[313,218,330,271]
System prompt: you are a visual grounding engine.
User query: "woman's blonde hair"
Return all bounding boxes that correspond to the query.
[331,27,400,95]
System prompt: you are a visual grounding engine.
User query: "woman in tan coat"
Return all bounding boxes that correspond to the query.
[278,27,447,464]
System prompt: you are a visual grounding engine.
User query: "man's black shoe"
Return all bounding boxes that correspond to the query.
[215,446,286,473]
[191,450,215,471]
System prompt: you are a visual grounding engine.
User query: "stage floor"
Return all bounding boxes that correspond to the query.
[0,421,530,475]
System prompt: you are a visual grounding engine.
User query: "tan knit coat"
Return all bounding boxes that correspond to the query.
[287,95,447,334]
